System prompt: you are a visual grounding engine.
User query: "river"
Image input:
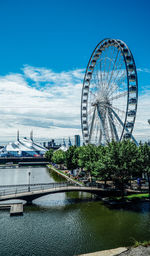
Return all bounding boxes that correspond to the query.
[0,166,150,256]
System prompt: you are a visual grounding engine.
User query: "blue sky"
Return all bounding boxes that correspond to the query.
[0,0,150,143]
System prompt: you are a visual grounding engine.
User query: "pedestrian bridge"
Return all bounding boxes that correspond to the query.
[0,182,120,203]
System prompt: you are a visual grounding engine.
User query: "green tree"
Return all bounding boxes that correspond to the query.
[65,146,78,171]
[107,140,139,196]
[93,140,139,196]
[45,149,54,162]
[52,150,66,169]
[139,142,150,195]
[77,144,99,182]
[92,145,110,186]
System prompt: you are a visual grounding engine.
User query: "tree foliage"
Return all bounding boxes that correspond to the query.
[139,142,150,194]
[52,150,66,166]
[65,146,78,171]
[45,149,54,162]
[50,140,150,195]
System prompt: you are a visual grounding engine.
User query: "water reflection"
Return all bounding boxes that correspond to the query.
[1,167,150,256]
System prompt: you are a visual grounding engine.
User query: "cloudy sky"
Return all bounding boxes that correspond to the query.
[0,0,149,144]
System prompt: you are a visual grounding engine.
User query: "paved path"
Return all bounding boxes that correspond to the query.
[78,247,128,256]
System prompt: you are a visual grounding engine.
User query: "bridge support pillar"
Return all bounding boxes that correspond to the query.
[26,200,33,205]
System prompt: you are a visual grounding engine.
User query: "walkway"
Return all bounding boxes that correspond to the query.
[0,182,120,203]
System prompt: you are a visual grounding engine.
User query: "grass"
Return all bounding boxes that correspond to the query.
[111,193,150,202]
[126,193,149,200]
[133,240,150,247]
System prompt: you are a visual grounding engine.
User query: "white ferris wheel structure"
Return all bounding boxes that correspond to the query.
[81,38,138,146]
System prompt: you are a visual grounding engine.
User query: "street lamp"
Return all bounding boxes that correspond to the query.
[28,169,31,192]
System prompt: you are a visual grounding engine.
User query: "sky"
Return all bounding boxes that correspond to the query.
[0,0,150,144]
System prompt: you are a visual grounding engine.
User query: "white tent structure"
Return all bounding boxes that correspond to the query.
[0,132,47,157]
[57,145,68,152]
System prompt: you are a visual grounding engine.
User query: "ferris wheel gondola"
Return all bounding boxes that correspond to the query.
[81,38,138,145]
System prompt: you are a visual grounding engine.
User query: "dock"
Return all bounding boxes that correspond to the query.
[10,203,23,216]
[0,203,23,216]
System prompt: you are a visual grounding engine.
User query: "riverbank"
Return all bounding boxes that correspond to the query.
[119,245,150,255]
[47,164,83,186]
[78,247,127,255]
[78,245,150,256]
[102,193,150,208]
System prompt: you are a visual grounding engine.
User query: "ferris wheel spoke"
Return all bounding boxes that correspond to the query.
[107,50,120,89]
[109,91,128,101]
[106,47,116,82]
[107,50,123,85]
[102,103,125,115]
[95,67,102,89]
[89,89,96,98]
[99,61,104,89]
[111,58,125,86]
[102,49,108,84]
[92,72,100,92]
[108,71,126,97]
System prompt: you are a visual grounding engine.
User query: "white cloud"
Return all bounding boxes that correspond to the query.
[0,65,149,144]
[133,91,150,141]
[137,68,150,74]
[0,66,84,143]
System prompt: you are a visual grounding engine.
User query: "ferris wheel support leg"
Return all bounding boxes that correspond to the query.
[111,108,139,146]
[98,129,102,145]
[89,106,96,142]
[108,109,119,142]
[97,105,108,143]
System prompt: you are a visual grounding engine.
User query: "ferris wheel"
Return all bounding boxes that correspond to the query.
[81,38,138,145]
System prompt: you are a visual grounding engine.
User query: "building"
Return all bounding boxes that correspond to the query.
[47,139,61,150]
[43,142,46,148]
[75,135,80,147]
[0,132,47,157]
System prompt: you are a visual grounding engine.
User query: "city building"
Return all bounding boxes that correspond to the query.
[43,142,46,148]
[75,135,80,147]
[47,139,61,150]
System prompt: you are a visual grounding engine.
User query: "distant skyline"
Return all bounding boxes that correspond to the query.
[0,0,150,142]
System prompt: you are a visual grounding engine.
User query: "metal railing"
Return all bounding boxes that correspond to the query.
[0,182,79,197]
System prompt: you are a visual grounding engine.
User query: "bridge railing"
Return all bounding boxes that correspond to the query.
[0,182,80,196]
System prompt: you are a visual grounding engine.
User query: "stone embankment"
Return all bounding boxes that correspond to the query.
[78,247,127,256]
[78,246,150,256]
[119,245,150,256]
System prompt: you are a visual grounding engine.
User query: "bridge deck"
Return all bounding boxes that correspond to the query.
[0,186,102,202]
[0,182,123,202]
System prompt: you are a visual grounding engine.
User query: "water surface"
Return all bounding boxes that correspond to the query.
[0,167,150,256]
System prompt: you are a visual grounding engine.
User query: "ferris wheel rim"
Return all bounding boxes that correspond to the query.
[81,38,138,145]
